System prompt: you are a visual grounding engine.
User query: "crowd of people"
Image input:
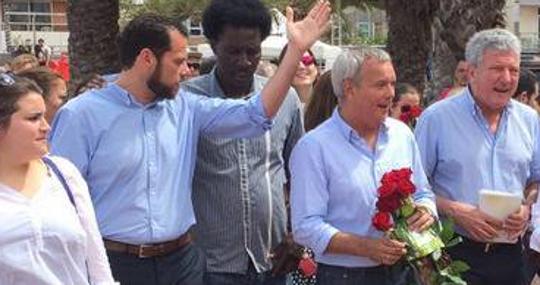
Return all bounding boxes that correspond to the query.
[1,0,540,285]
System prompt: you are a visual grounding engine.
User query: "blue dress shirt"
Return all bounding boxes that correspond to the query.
[415,88,540,228]
[290,110,436,268]
[49,83,272,244]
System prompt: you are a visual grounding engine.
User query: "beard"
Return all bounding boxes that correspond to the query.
[147,61,179,100]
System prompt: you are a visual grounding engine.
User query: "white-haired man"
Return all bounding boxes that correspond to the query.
[289,48,437,284]
[415,28,539,285]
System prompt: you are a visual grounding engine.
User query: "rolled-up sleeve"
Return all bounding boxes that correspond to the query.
[290,138,339,256]
[186,91,273,138]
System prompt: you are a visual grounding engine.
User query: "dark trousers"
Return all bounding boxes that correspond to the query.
[316,263,414,285]
[107,242,205,285]
[447,236,525,285]
[203,262,286,285]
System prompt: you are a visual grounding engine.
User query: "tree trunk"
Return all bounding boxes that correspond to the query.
[67,0,121,93]
[426,0,506,102]
[384,0,439,96]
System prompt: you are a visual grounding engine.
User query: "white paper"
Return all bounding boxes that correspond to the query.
[478,189,522,243]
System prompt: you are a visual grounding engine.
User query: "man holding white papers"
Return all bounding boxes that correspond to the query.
[415,28,540,285]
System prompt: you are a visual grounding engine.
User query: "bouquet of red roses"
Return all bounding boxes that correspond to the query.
[372,168,469,285]
[399,105,423,129]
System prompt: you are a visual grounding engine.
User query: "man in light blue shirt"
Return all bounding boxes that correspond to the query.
[290,48,437,285]
[415,28,539,285]
[49,5,331,285]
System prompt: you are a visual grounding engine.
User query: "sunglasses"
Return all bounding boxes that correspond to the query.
[188,62,200,70]
[0,73,15,87]
[301,54,315,66]
[400,105,411,113]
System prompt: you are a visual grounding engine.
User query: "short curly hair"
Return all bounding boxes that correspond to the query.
[202,0,272,43]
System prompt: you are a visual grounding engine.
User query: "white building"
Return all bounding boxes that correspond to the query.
[506,0,540,50]
[1,0,69,53]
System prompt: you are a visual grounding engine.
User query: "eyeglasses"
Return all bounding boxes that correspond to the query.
[0,73,15,87]
[301,54,315,66]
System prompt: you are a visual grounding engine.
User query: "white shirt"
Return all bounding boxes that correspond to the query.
[0,156,117,285]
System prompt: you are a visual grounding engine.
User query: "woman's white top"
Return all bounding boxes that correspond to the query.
[0,156,117,285]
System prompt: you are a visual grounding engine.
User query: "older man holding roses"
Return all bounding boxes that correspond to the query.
[289,48,438,285]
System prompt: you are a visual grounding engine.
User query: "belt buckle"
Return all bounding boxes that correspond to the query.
[484,243,492,253]
[137,244,153,258]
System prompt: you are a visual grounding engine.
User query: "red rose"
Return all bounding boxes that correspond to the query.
[381,172,400,186]
[396,168,412,180]
[376,195,401,212]
[410,106,423,118]
[372,211,393,231]
[378,184,396,198]
[397,179,416,197]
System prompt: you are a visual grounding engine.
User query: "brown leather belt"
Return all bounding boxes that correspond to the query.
[104,233,191,258]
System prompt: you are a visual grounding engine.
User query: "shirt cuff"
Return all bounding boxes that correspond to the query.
[415,200,438,219]
[247,92,273,131]
[311,224,340,257]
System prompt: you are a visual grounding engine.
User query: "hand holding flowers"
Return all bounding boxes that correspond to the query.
[371,168,469,285]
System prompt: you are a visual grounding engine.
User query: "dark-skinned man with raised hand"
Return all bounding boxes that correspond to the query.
[181,0,304,284]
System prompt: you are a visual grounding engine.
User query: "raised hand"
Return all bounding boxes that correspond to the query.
[285,0,332,53]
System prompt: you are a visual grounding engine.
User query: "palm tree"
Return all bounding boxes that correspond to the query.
[384,0,439,94]
[427,0,506,102]
[67,0,121,91]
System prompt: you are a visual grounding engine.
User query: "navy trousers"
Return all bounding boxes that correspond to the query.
[107,242,205,285]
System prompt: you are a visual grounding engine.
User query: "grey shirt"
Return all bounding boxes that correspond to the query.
[182,70,304,274]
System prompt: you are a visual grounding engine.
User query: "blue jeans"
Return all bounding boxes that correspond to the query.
[107,242,205,285]
[204,262,286,285]
[316,263,413,285]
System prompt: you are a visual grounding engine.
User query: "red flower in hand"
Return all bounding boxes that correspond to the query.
[381,171,399,187]
[378,184,396,198]
[372,211,393,231]
[397,179,416,197]
[395,168,413,180]
[376,195,401,212]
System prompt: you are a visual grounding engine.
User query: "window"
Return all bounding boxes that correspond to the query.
[5,1,52,31]
[357,22,372,38]
[189,20,202,36]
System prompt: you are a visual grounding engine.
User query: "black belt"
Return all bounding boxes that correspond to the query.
[458,235,521,253]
